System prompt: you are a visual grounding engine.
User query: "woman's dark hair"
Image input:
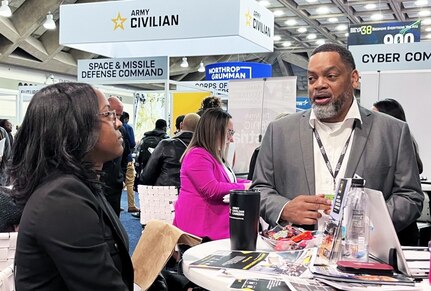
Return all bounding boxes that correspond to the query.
[373,98,406,122]
[197,96,222,116]
[184,108,231,163]
[8,82,102,206]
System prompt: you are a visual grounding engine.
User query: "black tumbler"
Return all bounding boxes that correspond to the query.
[229,189,261,251]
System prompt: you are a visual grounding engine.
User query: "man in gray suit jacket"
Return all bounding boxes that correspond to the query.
[252,43,423,245]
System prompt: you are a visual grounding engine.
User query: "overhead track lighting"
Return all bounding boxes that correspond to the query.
[198,62,205,72]
[180,57,189,68]
[0,1,12,17]
[43,11,56,30]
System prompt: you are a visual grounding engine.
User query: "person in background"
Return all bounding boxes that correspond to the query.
[0,126,11,186]
[196,96,222,116]
[101,96,130,216]
[120,112,139,213]
[372,98,423,174]
[174,115,185,135]
[252,43,423,246]
[0,119,13,145]
[174,108,251,241]
[140,113,200,187]
[8,83,134,290]
[0,187,21,232]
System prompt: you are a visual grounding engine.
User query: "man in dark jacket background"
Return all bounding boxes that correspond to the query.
[140,113,200,187]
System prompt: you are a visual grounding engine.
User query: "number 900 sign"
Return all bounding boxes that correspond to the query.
[383,33,415,44]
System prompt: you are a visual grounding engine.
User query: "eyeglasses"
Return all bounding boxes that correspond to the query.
[227,129,235,137]
[97,110,117,122]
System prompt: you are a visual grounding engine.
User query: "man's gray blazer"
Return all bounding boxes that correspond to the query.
[252,106,424,232]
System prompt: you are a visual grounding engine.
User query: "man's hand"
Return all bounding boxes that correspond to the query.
[281,194,332,225]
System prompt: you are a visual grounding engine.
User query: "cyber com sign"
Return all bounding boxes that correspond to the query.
[78,56,168,84]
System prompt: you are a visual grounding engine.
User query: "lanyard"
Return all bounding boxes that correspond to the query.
[313,125,354,190]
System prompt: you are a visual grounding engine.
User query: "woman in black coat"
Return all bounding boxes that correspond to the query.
[8,83,134,290]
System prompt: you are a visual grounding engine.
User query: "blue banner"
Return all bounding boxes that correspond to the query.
[205,62,272,81]
[348,20,421,46]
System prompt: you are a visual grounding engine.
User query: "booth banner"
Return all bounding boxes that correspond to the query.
[205,62,272,81]
[77,57,168,84]
[350,42,431,71]
[348,20,420,46]
[177,81,229,94]
[60,0,273,57]
[134,91,166,139]
[228,77,296,173]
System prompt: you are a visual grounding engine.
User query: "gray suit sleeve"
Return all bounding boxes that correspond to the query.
[251,122,290,226]
[385,122,424,232]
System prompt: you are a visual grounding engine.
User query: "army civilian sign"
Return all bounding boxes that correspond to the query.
[78,56,168,84]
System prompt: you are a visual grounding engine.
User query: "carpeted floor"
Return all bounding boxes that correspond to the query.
[119,190,142,255]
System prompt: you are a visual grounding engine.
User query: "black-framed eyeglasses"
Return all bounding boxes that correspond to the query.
[97,110,117,122]
[227,129,235,137]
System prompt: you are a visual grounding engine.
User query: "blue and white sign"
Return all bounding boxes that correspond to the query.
[296,97,311,111]
[205,62,272,81]
[348,20,421,46]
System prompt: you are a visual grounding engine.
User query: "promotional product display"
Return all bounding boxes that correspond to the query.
[229,189,260,251]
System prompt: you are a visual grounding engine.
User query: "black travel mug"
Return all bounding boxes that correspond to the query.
[229,189,261,251]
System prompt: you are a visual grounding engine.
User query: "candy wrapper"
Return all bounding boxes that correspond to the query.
[260,225,316,251]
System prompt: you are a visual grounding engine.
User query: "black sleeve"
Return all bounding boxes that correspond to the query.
[140,141,164,185]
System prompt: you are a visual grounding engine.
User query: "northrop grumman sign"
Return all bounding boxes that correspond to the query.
[78,57,168,84]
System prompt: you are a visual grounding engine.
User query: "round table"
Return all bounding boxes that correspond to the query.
[182,238,431,291]
[182,238,271,291]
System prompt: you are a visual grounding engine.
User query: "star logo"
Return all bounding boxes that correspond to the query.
[112,12,127,30]
[245,10,252,27]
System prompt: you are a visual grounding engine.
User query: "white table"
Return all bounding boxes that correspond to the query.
[182,239,431,291]
[182,238,271,291]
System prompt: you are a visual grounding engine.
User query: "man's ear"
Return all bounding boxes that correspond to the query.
[351,69,360,89]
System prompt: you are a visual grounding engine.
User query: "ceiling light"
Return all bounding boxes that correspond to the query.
[336,24,348,31]
[427,33,431,38]
[282,41,292,47]
[423,18,431,25]
[345,32,349,37]
[43,11,56,30]
[273,10,284,17]
[285,19,297,26]
[415,0,428,6]
[419,10,431,17]
[317,6,330,14]
[371,13,383,21]
[316,39,325,45]
[273,35,281,41]
[198,61,205,72]
[180,57,189,68]
[0,1,12,17]
[297,27,307,33]
[328,17,338,23]
[426,27,431,32]
[365,3,377,10]
[307,33,317,40]
[306,0,318,3]
[259,0,270,7]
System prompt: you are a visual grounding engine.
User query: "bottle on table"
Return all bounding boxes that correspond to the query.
[342,178,369,262]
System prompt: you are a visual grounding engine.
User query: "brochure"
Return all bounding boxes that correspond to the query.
[190,248,316,277]
[309,265,415,286]
[230,277,336,291]
[316,278,422,291]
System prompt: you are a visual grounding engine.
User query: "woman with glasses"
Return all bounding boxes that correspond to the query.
[173,108,251,241]
[9,83,134,290]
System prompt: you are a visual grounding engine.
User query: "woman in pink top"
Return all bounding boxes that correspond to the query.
[173,108,251,240]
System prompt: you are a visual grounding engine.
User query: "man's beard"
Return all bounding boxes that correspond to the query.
[312,92,349,121]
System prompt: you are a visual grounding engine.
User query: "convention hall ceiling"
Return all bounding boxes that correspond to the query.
[0,0,430,91]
